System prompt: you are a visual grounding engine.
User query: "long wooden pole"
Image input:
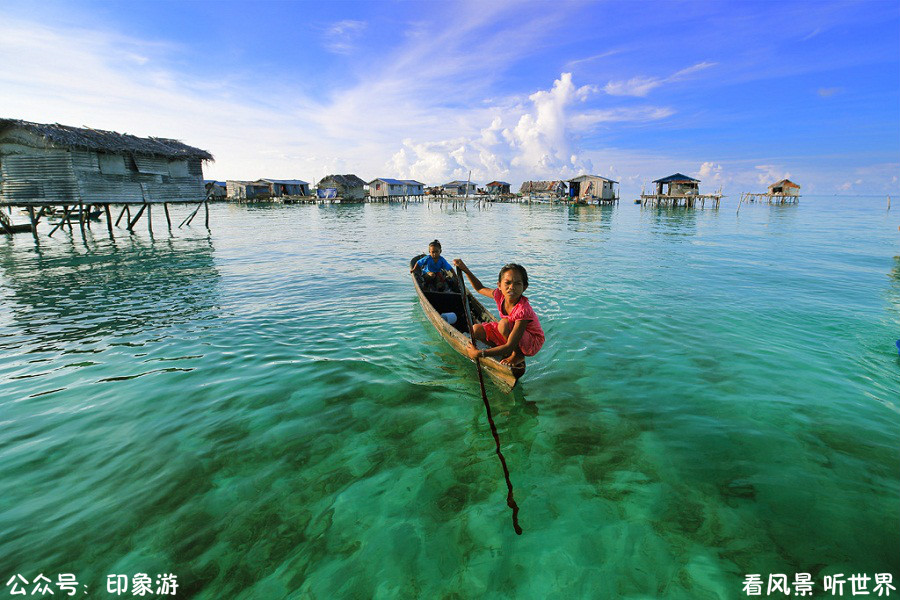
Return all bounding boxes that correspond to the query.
[48,205,72,237]
[27,206,39,240]
[104,204,114,239]
[456,266,523,535]
[126,204,147,231]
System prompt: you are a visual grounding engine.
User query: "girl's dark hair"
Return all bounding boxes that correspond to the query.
[498,263,528,290]
[429,239,441,250]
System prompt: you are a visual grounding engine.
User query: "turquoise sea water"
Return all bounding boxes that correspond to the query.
[1,198,898,599]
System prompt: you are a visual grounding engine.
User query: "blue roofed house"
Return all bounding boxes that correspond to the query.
[442,180,477,196]
[368,178,425,199]
[652,173,700,196]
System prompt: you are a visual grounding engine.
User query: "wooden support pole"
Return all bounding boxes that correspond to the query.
[104,204,114,239]
[115,205,128,227]
[49,205,72,237]
[204,200,209,228]
[85,204,92,230]
[126,204,147,231]
[147,204,153,234]
[181,201,203,227]
[27,206,39,240]
[164,202,172,229]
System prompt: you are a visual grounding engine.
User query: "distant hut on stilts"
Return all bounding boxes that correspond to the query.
[740,179,801,204]
[640,173,722,208]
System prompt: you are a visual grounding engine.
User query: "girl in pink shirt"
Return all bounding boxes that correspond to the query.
[453,259,545,366]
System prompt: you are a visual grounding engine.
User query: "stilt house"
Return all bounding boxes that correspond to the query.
[316,174,366,200]
[768,179,800,195]
[519,180,567,198]
[368,178,425,199]
[485,181,511,195]
[652,173,700,196]
[226,180,270,200]
[442,180,477,196]
[258,179,309,197]
[567,174,618,201]
[0,119,212,206]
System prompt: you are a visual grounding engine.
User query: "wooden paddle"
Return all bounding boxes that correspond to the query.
[456,266,522,535]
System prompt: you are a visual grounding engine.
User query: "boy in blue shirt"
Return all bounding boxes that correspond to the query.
[411,239,454,290]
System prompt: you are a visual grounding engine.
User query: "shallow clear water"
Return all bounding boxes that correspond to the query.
[1,198,898,598]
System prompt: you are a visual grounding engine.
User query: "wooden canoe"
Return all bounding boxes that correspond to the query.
[411,254,525,391]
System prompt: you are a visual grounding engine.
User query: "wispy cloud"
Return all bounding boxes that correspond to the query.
[817,87,842,97]
[604,61,717,97]
[323,20,367,55]
[565,49,622,68]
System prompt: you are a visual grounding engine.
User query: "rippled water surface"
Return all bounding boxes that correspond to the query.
[2,198,898,598]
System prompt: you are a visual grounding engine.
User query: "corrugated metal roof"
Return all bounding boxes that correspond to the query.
[652,173,699,184]
[568,174,618,184]
[259,179,308,185]
[486,181,511,186]
[443,180,476,186]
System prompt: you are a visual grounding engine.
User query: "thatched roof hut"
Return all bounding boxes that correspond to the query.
[317,174,366,200]
[0,119,212,205]
[518,180,567,196]
[768,179,800,195]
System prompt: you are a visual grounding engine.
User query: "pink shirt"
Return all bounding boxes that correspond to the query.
[492,288,545,347]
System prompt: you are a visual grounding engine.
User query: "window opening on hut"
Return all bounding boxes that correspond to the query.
[168,159,189,177]
[98,153,126,175]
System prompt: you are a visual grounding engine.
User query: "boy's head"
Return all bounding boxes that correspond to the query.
[498,263,528,290]
[428,239,442,259]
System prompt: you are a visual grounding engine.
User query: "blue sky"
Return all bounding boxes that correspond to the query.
[1,0,897,196]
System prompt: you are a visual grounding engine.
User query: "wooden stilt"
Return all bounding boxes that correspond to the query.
[147,204,153,234]
[85,204,92,230]
[27,206,39,240]
[115,205,128,227]
[49,205,71,237]
[204,201,209,228]
[164,203,172,229]
[181,201,203,227]
[104,204,114,239]
[126,204,147,231]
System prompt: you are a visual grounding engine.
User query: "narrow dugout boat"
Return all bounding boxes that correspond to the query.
[411,254,525,391]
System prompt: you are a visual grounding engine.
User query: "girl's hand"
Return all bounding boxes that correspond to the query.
[466,343,480,359]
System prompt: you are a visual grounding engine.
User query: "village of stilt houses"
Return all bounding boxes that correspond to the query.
[0,119,803,239]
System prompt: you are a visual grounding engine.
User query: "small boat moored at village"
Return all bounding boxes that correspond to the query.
[410,254,525,391]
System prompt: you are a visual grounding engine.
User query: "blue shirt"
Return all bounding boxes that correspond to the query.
[417,255,453,274]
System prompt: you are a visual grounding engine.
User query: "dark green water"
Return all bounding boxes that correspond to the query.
[1,199,898,598]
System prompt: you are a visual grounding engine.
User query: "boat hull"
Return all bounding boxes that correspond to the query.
[411,255,524,391]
